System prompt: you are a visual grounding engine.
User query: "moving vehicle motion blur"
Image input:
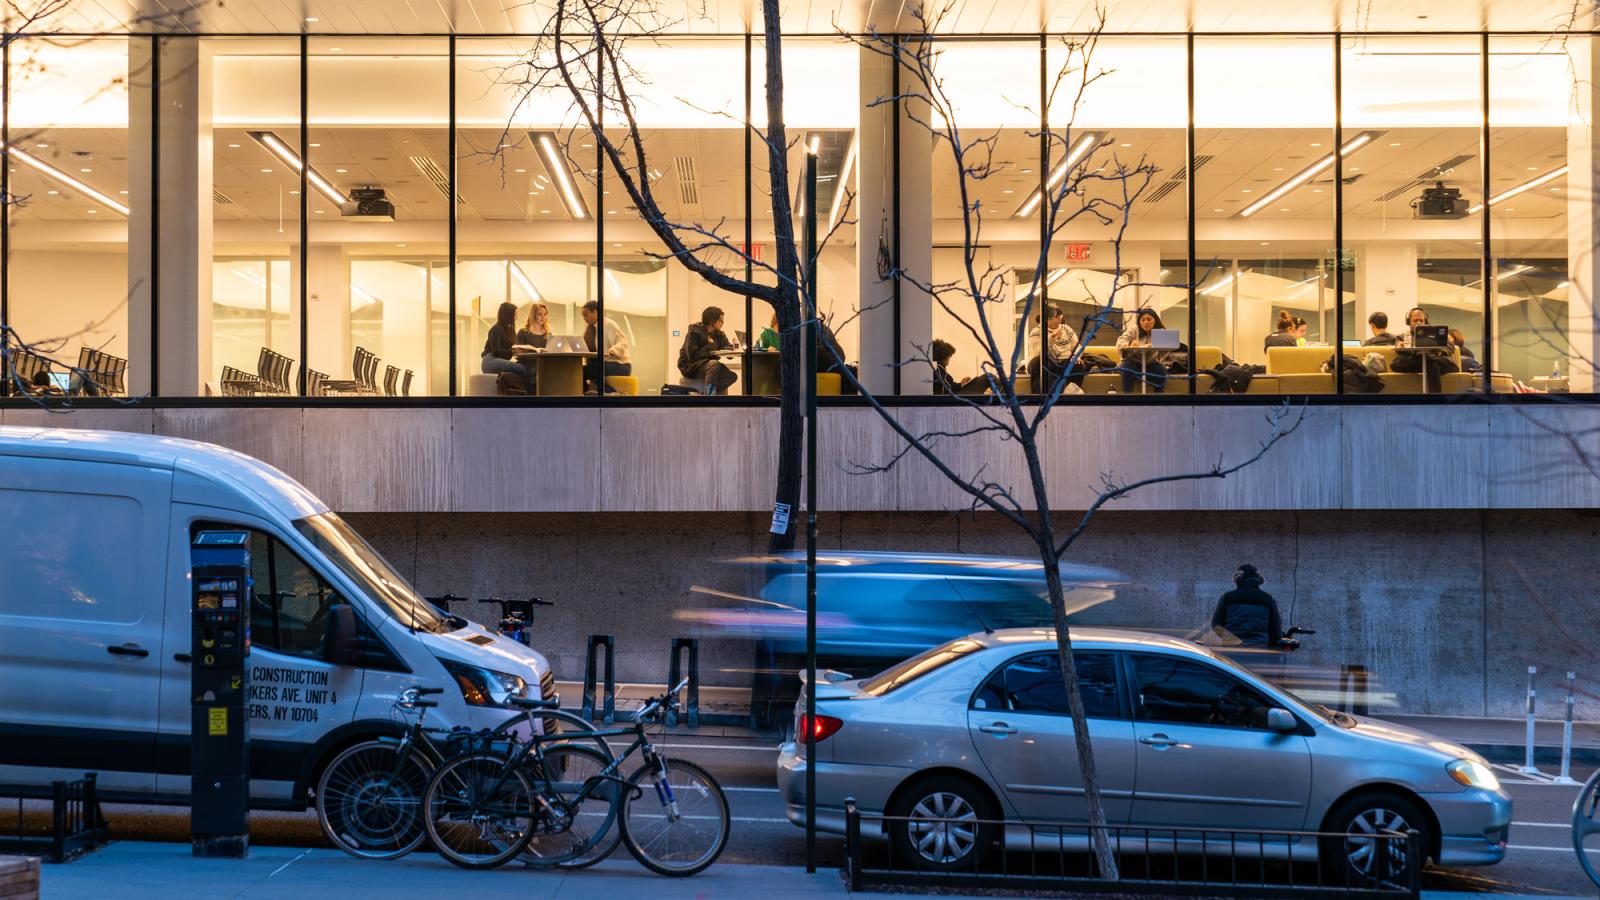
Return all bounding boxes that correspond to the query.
[777,628,1510,884]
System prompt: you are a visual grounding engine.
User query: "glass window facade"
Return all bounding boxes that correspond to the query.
[1,31,1592,399]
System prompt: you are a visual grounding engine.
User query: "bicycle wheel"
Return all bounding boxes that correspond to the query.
[620,756,730,877]
[316,739,432,860]
[520,743,623,869]
[423,752,537,869]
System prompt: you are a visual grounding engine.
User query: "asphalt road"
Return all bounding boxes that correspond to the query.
[16,740,1597,895]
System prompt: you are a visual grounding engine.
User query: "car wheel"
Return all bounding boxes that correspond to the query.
[1320,792,1431,887]
[887,774,998,872]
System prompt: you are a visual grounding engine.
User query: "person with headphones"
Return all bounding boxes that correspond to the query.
[1210,563,1284,649]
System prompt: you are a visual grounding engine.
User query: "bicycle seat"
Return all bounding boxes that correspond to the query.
[508,696,560,710]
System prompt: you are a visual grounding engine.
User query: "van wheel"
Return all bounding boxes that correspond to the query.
[1320,791,1430,887]
[887,774,998,872]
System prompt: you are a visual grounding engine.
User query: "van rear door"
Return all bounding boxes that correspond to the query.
[0,456,170,795]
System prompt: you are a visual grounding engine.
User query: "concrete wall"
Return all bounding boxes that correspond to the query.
[338,508,1600,722]
[6,403,1600,513]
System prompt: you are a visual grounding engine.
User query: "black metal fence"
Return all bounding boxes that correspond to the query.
[842,798,1421,898]
[0,772,110,863]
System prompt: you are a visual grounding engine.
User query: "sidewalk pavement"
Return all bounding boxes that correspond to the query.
[1383,715,1600,766]
[34,842,1597,899]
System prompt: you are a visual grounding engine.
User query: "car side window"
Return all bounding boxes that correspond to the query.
[972,652,1121,719]
[1132,654,1276,730]
[244,529,344,660]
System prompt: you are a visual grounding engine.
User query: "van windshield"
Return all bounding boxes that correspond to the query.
[294,513,446,633]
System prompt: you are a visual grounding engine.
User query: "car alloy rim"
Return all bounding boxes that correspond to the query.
[1343,806,1412,877]
[907,791,978,864]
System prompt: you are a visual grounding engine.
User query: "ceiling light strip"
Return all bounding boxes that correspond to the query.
[1,143,129,215]
[509,261,543,302]
[825,133,858,235]
[531,131,590,220]
[1238,131,1382,218]
[1467,165,1567,214]
[1015,132,1103,218]
[248,130,347,206]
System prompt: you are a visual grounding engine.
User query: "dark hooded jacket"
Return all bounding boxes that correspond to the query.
[1211,571,1282,648]
[678,322,731,378]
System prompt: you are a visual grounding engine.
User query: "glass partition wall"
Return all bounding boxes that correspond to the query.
[0,31,1591,399]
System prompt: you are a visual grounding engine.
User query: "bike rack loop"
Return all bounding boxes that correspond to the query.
[582,634,616,724]
[667,637,701,728]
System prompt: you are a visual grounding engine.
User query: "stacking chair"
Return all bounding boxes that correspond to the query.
[321,346,372,395]
[220,365,260,397]
[400,369,414,396]
[306,369,328,397]
[358,350,381,394]
[383,365,400,396]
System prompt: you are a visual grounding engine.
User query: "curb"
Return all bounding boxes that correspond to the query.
[1467,742,1600,767]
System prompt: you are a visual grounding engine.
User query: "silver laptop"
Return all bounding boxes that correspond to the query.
[549,335,585,352]
[1150,328,1180,350]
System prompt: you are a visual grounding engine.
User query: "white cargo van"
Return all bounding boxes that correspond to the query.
[0,426,553,809]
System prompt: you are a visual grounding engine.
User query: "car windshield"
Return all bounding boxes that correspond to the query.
[1203,647,1336,725]
[294,513,447,633]
[859,638,986,697]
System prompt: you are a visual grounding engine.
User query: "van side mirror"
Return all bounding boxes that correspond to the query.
[1266,708,1297,732]
[323,603,360,665]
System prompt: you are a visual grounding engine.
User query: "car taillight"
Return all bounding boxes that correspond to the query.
[797,714,843,742]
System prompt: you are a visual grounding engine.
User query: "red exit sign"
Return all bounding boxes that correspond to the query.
[1065,243,1092,261]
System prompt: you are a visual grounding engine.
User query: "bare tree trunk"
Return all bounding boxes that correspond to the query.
[1026,441,1120,880]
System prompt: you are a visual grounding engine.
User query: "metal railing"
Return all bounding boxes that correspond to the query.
[0,773,110,863]
[842,798,1421,898]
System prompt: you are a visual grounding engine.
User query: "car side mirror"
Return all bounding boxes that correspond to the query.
[1266,708,1297,732]
[323,603,360,665]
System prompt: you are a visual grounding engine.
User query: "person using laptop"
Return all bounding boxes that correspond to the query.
[517,302,552,350]
[1361,310,1401,346]
[678,305,738,394]
[480,300,530,394]
[1115,307,1180,392]
[581,300,632,393]
[1264,310,1299,353]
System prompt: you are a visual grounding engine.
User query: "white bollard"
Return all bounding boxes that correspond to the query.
[1519,665,1543,776]
[1555,671,1578,785]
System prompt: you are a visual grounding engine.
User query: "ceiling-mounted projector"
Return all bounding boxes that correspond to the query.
[341,187,395,222]
[1412,181,1469,220]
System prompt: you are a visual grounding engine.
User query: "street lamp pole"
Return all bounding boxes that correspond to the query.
[803,146,819,875]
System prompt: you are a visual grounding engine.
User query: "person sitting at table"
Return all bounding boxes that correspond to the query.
[679,305,739,394]
[1292,316,1309,345]
[1398,307,1429,348]
[517,301,552,349]
[480,301,530,394]
[1362,311,1401,346]
[581,300,632,393]
[1026,305,1083,392]
[1115,307,1179,393]
[758,311,780,350]
[1264,310,1299,353]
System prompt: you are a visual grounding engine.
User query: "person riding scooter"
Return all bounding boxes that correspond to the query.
[1211,563,1284,649]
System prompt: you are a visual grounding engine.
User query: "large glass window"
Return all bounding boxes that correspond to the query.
[1195,37,1337,393]
[308,37,449,397]
[1342,36,1484,394]
[1489,37,1573,390]
[7,37,135,396]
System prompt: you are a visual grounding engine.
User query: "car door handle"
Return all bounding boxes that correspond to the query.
[978,722,1018,735]
[1139,733,1178,748]
[174,653,192,663]
[107,643,150,658]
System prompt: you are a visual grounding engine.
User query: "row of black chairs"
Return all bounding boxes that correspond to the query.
[221,345,412,397]
[3,346,127,397]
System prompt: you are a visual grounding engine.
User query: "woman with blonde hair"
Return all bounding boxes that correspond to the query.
[518,301,552,349]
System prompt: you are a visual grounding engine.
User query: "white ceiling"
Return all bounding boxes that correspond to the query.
[27,0,1600,36]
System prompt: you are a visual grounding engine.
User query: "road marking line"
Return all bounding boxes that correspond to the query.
[269,849,313,876]
[725,786,781,793]
[1512,822,1570,828]
[1508,844,1597,854]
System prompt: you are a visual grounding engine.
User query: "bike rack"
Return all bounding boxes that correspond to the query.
[667,637,701,728]
[582,634,616,723]
[1338,664,1370,716]
[0,773,109,863]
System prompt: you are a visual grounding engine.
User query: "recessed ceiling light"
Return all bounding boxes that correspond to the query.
[1002,189,1014,194]
[539,209,551,213]
[396,243,406,247]
[46,189,57,195]
[1309,143,1322,148]
[227,143,240,148]
[612,242,622,247]
[1349,166,1360,171]
[305,16,317,22]
[79,167,92,173]
[86,209,97,214]
[309,143,321,148]
[1241,188,1252,193]
[289,189,300,195]
[1279,207,1290,211]
[1389,142,1401,147]
[1119,142,1131,148]
[606,209,617,215]
[1021,168,1033,174]
[1527,166,1538,171]
[514,168,526,173]
[335,168,347,173]
[330,47,342,52]
[1212,207,1223,212]
[119,190,128,195]
[1260,241,1269,245]
[315,209,325,214]
[1504,207,1515,212]
[34,143,46,148]
[260,168,272,173]
[581,143,593,149]
[528,191,536,195]
[1273,167,1284,172]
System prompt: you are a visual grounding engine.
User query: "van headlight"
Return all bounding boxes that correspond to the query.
[1446,758,1500,791]
[439,658,529,707]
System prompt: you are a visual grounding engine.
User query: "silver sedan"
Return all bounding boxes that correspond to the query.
[777,627,1510,882]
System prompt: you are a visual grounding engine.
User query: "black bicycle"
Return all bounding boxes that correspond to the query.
[422,680,730,875]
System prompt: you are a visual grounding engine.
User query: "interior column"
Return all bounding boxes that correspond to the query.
[1566,36,1600,391]
[127,38,213,396]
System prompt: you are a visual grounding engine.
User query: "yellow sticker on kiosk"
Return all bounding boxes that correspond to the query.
[208,708,228,736]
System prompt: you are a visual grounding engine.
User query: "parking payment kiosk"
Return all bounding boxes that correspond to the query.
[190,530,252,857]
